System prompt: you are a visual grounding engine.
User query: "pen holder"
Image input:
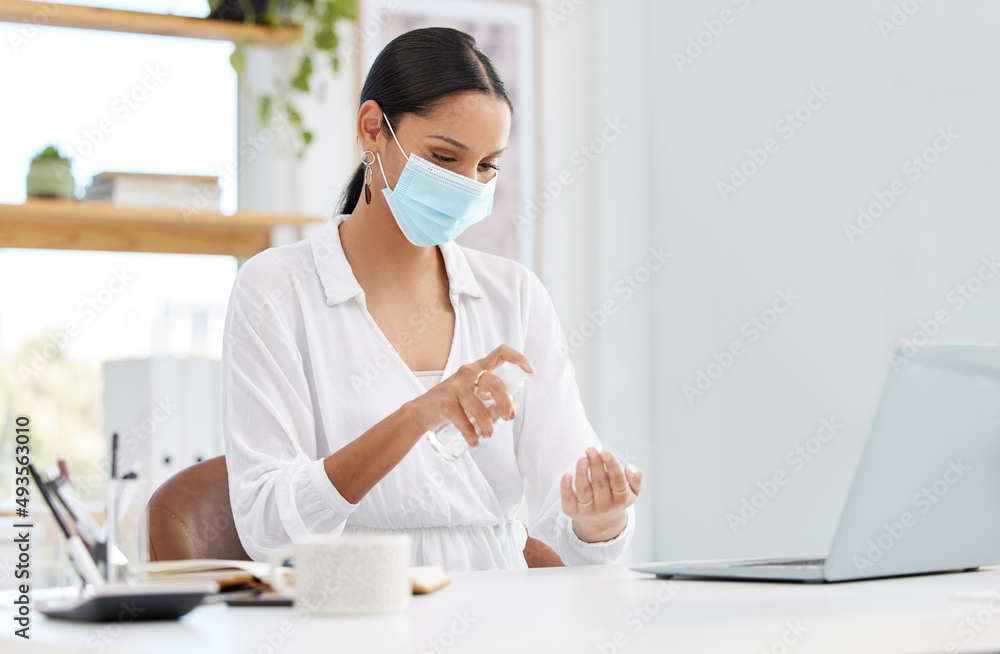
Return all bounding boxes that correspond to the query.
[104,476,147,586]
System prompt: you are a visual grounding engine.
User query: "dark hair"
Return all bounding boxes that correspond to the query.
[338,27,513,215]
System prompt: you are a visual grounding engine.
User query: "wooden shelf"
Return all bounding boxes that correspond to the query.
[0,0,299,45]
[0,199,322,259]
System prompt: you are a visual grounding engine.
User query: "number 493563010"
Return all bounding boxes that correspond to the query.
[14,415,30,518]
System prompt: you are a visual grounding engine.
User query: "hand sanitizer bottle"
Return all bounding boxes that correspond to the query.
[426,362,530,462]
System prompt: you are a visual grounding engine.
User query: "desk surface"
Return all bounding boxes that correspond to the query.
[5,564,1000,653]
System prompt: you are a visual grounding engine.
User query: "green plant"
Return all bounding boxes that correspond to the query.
[27,144,75,198]
[32,145,71,163]
[209,0,358,154]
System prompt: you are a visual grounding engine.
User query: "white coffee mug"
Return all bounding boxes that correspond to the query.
[269,534,411,614]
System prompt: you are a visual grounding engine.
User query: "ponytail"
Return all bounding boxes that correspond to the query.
[339,163,367,215]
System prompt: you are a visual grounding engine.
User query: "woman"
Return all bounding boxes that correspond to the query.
[222,27,642,571]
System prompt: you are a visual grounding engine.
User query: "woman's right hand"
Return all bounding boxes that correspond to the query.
[407,344,535,447]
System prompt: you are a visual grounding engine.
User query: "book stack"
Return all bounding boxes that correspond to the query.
[145,559,271,592]
[83,172,220,210]
[145,560,452,596]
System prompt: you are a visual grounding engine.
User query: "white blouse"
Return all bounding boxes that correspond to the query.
[221,214,634,571]
[411,370,444,391]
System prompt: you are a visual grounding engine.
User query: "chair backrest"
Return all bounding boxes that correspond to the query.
[523,535,565,568]
[146,455,251,562]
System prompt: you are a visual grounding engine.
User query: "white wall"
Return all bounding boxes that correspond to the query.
[546,0,1000,563]
[533,0,598,411]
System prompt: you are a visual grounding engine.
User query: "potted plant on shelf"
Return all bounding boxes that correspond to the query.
[26,146,75,199]
[206,0,357,154]
[208,0,271,22]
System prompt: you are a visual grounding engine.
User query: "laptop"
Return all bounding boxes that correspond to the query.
[634,344,1000,583]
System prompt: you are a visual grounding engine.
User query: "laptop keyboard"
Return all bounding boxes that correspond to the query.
[730,558,826,568]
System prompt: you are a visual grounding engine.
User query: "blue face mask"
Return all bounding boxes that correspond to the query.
[376,115,497,247]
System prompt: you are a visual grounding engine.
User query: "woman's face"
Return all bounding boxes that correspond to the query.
[375,91,511,188]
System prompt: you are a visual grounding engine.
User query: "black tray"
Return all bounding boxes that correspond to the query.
[37,584,216,622]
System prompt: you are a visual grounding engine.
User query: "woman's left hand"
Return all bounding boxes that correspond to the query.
[561,448,643,543]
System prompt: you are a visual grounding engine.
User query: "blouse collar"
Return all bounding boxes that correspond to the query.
[311,214,483,307]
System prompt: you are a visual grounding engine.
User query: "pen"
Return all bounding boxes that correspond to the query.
[43,466,101,553]
[27,464,70,538]
[110,432,119,480]
[28,464,105,590]
[57,457,71,486]
[37,467,77,542]
[113,470,139,533]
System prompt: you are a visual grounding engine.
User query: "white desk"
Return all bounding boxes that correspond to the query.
[5,565,1000,653]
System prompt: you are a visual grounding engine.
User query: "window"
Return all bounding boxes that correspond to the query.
[0,1,238,502]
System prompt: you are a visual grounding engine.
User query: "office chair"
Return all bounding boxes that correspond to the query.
[147,455,564,567]
[147,455,252,561]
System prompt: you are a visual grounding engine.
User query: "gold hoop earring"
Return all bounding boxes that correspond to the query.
[361,150,375,205]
